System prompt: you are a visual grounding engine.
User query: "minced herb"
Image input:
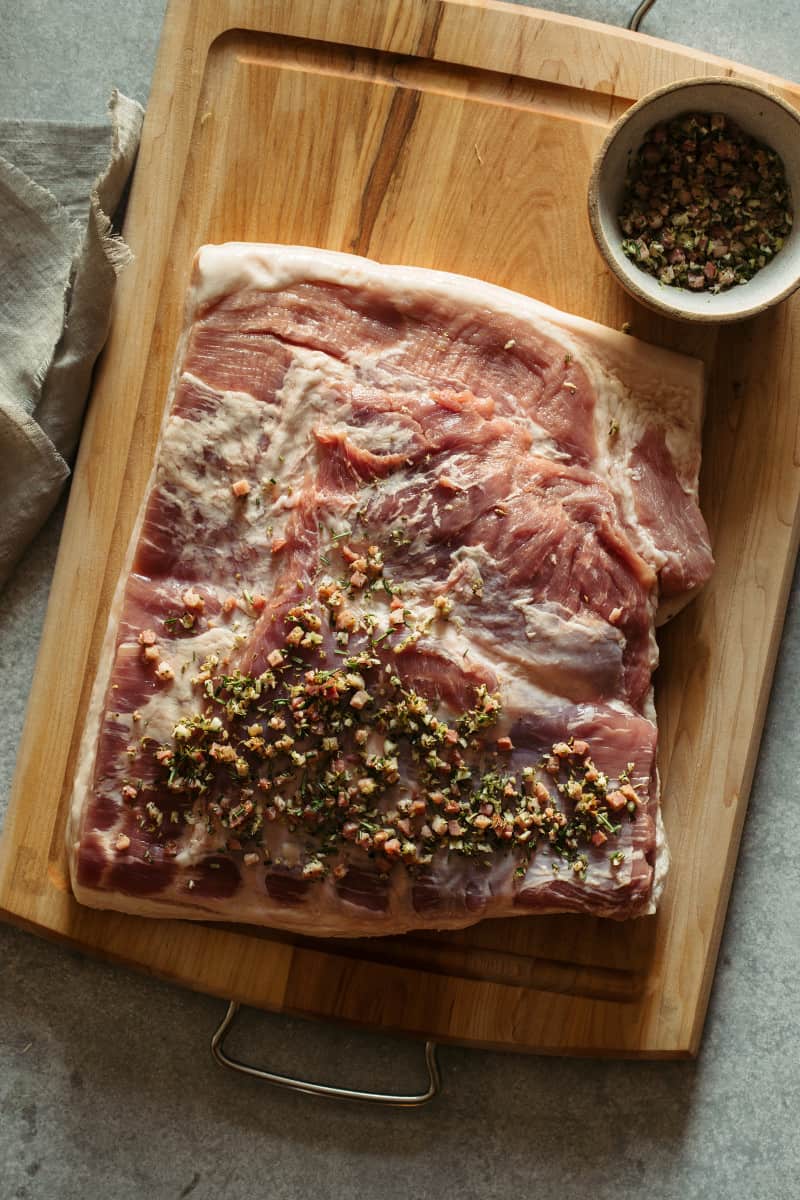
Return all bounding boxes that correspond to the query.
[618,111,792,292]
[134,536,639,880]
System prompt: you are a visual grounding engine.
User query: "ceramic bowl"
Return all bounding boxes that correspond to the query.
[587,77,800,322]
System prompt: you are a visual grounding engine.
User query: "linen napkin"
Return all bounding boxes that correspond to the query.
[0,91,143,589]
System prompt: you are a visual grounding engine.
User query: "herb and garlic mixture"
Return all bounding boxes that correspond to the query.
[139,541,638,883]
[619,111,792,292]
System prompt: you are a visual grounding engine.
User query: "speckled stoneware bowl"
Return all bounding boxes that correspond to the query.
[588,77,800,323]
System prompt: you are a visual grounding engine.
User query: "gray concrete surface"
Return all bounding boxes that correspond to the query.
[2,3,800,1198]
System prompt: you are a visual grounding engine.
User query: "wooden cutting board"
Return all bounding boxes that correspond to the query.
[3,0,800,1058]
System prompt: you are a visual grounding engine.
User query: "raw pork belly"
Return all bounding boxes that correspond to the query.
[68,244,713,936]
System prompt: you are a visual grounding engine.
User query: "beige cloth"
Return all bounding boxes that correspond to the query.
[0,91,143,589]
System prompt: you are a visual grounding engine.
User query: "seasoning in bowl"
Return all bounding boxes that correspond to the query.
[618,112,793,292]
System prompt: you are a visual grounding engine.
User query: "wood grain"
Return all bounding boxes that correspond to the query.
[2,0,800,1057]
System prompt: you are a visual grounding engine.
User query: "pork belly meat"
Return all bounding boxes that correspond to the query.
[68,244,713,935]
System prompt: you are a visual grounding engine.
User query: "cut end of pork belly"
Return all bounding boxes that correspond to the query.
[67,244,713,936]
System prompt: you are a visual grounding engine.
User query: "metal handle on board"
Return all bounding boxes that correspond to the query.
[211,1000,442,1107]
[628,0,658,32]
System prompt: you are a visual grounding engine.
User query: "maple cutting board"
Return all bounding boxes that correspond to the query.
[3,0,800,1059]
